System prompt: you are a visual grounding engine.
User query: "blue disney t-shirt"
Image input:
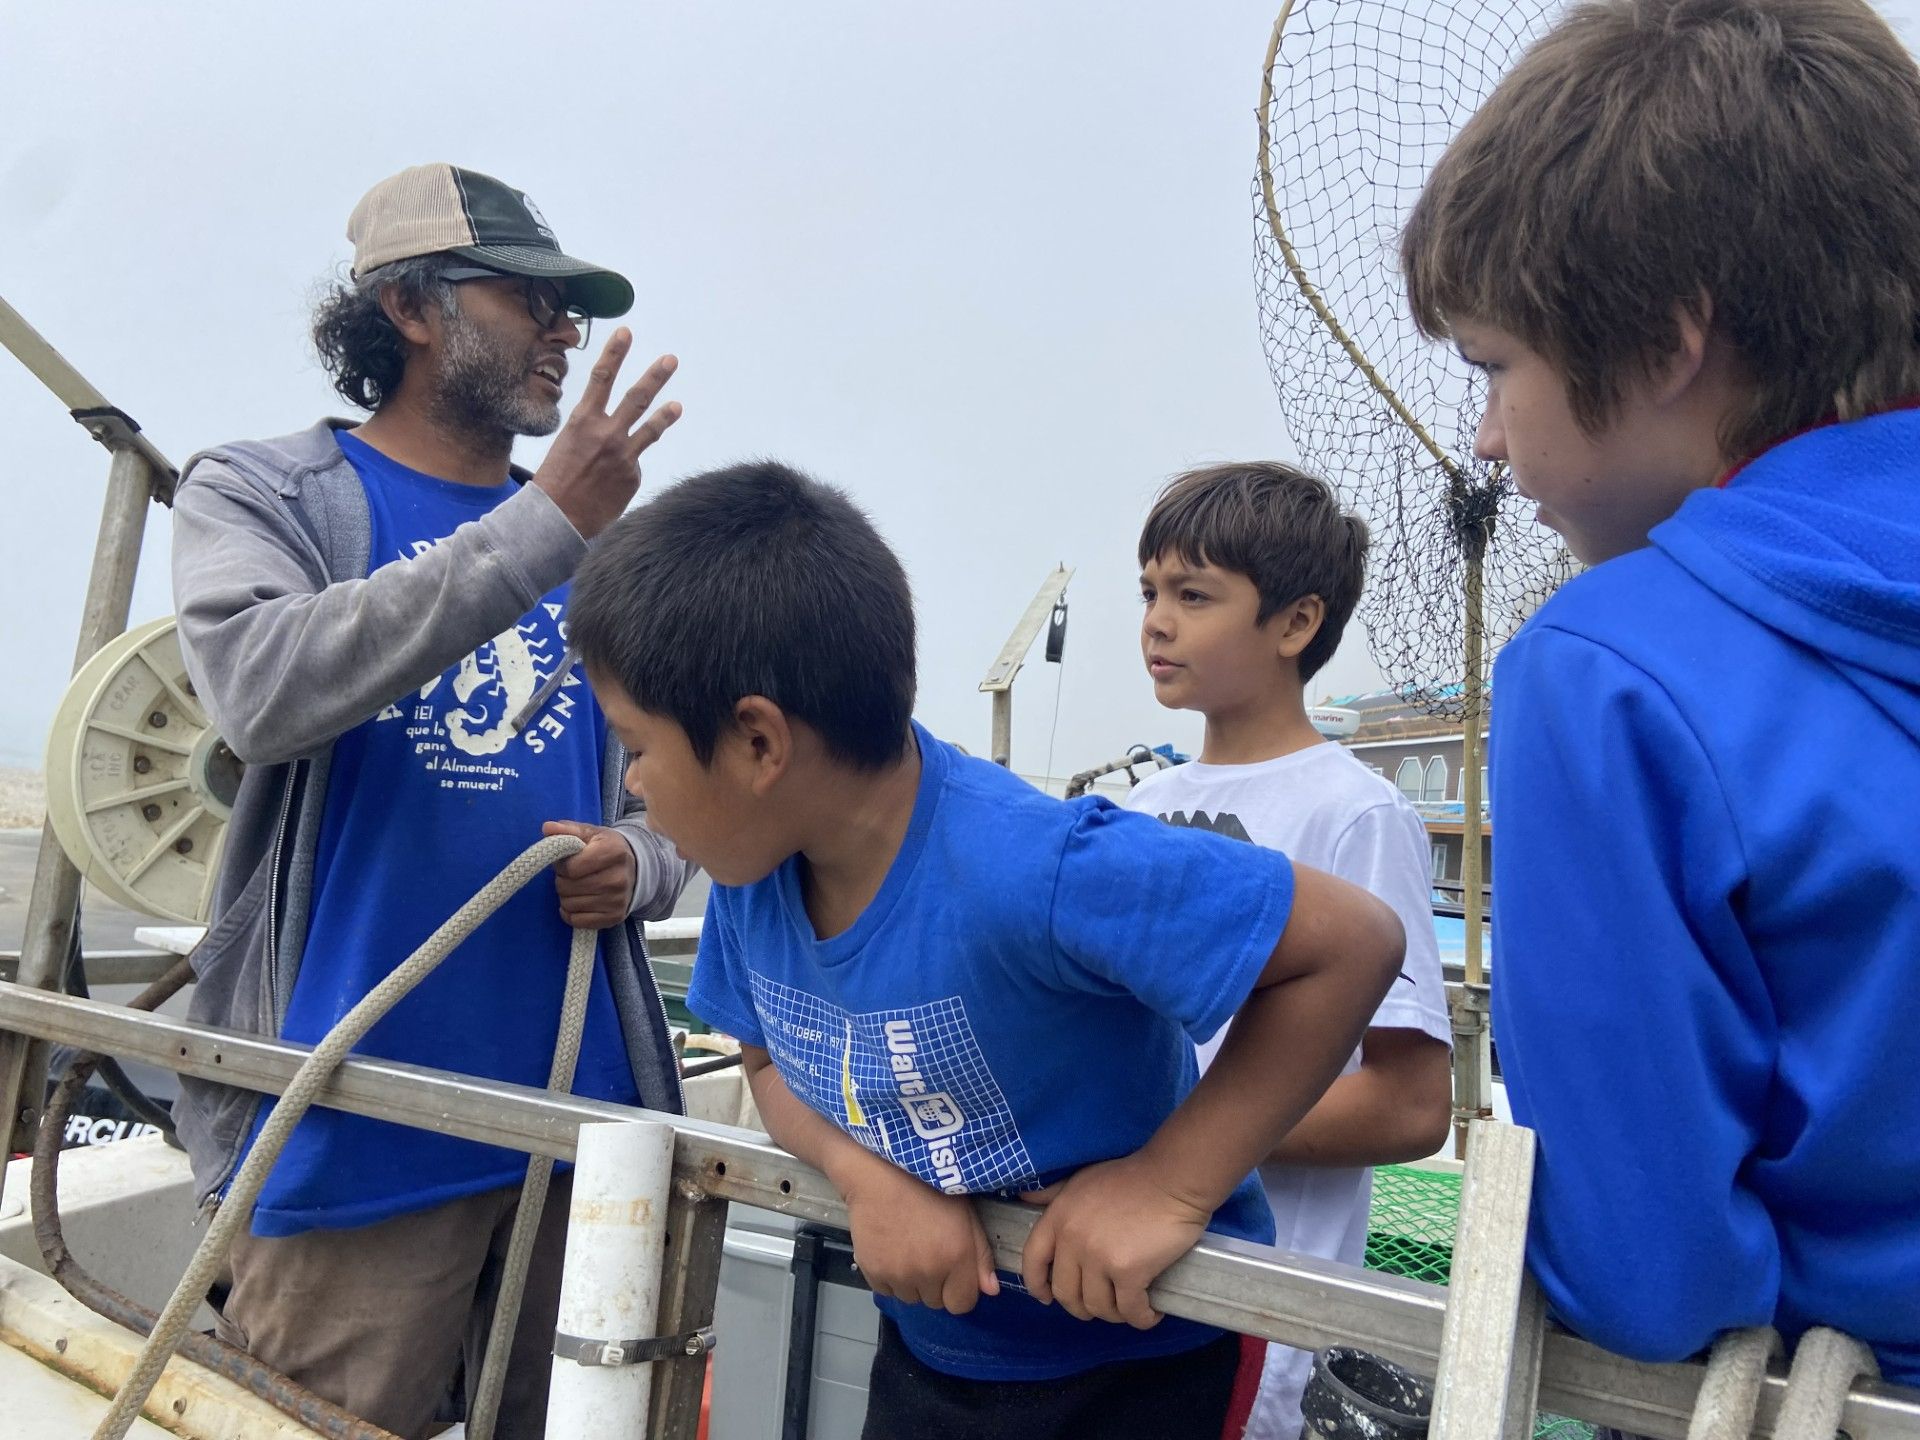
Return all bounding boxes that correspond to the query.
[690,723,1293,1381]
[246,431,639,1236]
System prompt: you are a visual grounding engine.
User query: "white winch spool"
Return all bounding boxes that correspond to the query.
[45,616,239,924]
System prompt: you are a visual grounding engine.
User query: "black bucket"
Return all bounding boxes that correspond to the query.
[1300,1346,1435,1440]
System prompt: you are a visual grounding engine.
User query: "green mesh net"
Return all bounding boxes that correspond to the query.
[1365,1162,1462,1286]
[1366,1165,1593,1440]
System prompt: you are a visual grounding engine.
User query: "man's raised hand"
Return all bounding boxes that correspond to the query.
[532,329,681,539]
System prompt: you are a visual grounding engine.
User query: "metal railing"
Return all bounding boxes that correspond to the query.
[0,949,184,988]
[3,982,1917,1440]
[0,294,176,1164]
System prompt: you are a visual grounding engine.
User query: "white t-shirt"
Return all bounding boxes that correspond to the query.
[1124,742,1451,1440]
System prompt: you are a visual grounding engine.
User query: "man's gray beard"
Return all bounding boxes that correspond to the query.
[429,304,562,447]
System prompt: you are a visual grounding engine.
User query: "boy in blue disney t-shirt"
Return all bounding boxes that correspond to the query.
[569,459,1405,1440]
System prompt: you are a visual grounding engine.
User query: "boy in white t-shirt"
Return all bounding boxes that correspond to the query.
[1123,461,1452,1440]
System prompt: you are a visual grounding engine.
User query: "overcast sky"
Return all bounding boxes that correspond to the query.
[6,1,1917,777]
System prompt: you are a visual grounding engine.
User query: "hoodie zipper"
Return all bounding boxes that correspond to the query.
[206,761,300,1214]
[263,763,299,1034]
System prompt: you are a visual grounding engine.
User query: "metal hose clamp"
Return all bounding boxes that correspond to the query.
[553,1326,717,1368]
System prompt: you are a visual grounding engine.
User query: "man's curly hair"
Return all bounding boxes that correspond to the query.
[310,256,459,412]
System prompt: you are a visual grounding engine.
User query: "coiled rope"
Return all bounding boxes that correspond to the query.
[1686,1324,1880,1440]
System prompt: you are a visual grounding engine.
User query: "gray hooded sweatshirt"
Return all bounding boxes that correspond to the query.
[169,418,692,1209]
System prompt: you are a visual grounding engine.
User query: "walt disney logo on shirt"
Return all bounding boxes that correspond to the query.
[752,976,1037,1198]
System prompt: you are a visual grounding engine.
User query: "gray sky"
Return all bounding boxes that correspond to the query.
[6,1,1918,776]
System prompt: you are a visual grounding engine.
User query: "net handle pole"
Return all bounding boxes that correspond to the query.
[1256,1,1465,485]
[1451,547,1494,1157]
[1462,550,1487,989]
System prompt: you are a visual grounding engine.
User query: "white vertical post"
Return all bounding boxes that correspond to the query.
[546,1120,677,1438]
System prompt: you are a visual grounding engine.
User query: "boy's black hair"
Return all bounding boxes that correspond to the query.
[570,460,917,770]
[1137,461,1368,683]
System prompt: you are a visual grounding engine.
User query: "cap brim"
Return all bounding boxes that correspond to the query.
[447,243,635,319]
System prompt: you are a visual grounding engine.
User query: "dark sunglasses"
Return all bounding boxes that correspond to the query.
[440,265,591,350]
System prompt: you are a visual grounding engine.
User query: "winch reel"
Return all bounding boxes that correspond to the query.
[45,616,240,925]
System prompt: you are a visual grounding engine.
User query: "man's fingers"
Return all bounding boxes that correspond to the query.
[610,353,680,433]
[556,879,625,912]
[542,819,595,844]
[576,329,633,415]
[625,400,684,463]
[558,899,622,927]
[554,844,627,881]
[546,822,619,878]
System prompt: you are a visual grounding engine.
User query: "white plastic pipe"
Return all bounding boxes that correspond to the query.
[546,1119,677,1439]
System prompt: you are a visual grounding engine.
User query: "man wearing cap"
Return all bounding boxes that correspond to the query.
[168,164,691,1437]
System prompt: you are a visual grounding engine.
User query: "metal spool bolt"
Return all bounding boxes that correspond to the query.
[148,711,167,728]
[133,755,151,774]
[141,804,161,821]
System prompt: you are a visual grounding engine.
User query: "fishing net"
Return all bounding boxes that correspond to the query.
[1254,0,1579,718]
[1365,1161,1461,1286]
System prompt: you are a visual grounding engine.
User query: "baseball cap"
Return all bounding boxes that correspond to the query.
[347,163,634,319]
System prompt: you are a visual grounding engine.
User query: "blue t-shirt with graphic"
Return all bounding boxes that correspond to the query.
[247,431,639,1236]
[689,724,1292,1381]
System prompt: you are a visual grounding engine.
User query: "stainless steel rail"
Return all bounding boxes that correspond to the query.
[0,950,185,987]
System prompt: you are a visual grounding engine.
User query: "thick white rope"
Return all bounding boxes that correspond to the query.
[94,835,592,1440]
[466,915,596,1440]
[1686,1328,1782,1440]
[1682,1324,1881,1440]
[1775,1327,1879,1440]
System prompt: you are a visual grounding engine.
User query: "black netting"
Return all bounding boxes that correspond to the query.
[1255,0,1579,718]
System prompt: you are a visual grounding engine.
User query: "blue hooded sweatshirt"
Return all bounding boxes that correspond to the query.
[1490,404,1920,1383]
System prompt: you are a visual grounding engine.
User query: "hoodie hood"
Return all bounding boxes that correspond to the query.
[1652,404,1920,729]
